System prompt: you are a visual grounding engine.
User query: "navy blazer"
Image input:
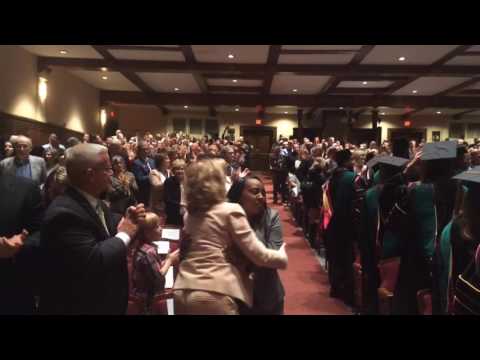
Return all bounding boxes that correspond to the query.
[40,187,128,315]
[131,157,155,205]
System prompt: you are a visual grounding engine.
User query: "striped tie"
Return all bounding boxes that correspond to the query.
[96,201,110,236]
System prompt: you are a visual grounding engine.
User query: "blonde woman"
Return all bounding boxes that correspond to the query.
[173,158,288,315]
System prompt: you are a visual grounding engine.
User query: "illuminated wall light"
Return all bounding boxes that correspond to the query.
[38,77,48,103]
[100,109,107,128]
[101,67,108,72]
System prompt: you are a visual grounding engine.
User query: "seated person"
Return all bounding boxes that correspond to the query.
[131,212,180,314]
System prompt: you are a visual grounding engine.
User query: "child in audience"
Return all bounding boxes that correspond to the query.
[131,212,180,314]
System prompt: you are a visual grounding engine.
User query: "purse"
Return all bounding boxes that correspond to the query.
[452,245,480,315]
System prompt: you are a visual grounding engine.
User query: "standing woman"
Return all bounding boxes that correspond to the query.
[107,155,138,215]
[227,176,286,314]
[149,153,171,217]
[174,159,288,315]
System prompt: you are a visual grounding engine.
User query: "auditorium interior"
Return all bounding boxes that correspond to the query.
[1,45,479,316]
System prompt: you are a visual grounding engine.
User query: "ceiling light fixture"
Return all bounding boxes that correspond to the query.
[362,81,368,85]
[339,107,344,110]
[380,112,386,115]
[235,108,240,112]
[184,105,189,109]
[284,111,288,114]
[174,88,180,92]
[412,90,418,94]
[232,79,238,83]
[101,67,108,72]
[436,111,442,114]
[228,54,235,59]
[101,76,108,80]
[59,50,68,55]
[398,56,406,62]
[292,89,298,93]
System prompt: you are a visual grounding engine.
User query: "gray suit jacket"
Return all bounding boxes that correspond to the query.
[0,155,47,185]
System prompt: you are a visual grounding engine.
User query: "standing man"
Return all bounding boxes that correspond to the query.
[0,172,43,314]
[40,144,145,314]
[43,133,66,153]
[0,135,47,186]
[132,141,156,206]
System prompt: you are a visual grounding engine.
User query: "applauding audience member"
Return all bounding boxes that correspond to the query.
[40,143,146,315]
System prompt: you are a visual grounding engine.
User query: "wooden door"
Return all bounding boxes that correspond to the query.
[241,126,276,171]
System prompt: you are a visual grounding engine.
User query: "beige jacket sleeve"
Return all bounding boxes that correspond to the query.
[228,207,287,270]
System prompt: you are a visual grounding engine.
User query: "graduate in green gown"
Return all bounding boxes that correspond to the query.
[393,141,458,314]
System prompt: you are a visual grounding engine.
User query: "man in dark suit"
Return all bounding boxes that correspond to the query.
[0,173,43,314]
[131,141,155,206]
[164,159,186,226]
[40,143,146,315]
[0,135,47,186]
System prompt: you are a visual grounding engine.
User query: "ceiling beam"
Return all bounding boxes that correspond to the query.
[208,86,263,93]
[38,57,480,77]
[104,45,181,52]
[431,45,472,66]
[453,109,478,119]
[180,45,216,116]
[91,45,169,115]
[262,45,282,97]
[349,45,375,65]
[458,89,480,95]
[435,77,480,96]
[204,73,264,80]
[100,91,480,109]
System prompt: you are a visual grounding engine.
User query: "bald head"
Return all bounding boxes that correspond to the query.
[65,143,109,187]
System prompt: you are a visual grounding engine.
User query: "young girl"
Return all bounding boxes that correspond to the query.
[131,212,180,314]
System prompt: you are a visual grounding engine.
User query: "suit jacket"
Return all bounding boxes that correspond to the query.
[164,176,183,226]
[0,174,44,314]
[0,155,47,185]
[131,158,155,206]
[40,187,128,315]
[174,202,286,307]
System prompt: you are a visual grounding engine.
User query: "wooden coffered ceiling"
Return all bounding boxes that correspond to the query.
[21,45,480,117]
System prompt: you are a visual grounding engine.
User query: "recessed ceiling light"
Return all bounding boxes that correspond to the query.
[292,89,298,93]
[174,88,180,92]
[398,56,406,62]
[380,112,386,115]
[59,50,68,55]
[101,67,108,72]
[101,76,108,80]
[362,81,368,85]
[284,111,288,114]
[228,54,235,59]
[184,105,189,109]
[232,79,238,83]
[235,108,240,112]
[339,107,344,110]
[412,90,418,94]
[436,111,442,114]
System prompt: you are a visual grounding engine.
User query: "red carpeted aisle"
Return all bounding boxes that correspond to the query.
[260,174,352,315]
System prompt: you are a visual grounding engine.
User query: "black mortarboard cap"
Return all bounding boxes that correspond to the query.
[420,141,457,161]
[366,155,408,169]
[453,166,480,184]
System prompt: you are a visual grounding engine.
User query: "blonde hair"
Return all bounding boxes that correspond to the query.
[185,158,226,215]
[171,159,186,171]
[136,212,161,245]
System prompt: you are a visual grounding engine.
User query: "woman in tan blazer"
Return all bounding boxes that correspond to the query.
[174,158,288,315]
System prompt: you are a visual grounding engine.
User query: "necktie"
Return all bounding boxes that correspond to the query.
[96,201,110,235]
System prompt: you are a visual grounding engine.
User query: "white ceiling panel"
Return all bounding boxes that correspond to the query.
[191,45,269,63]
[466,81,480,90]
[415,108,473,115]
[361,45,458,65]
[393,76,472,96]
[21,45,103,59]
[271,75,331,95]
[207,79,263,87]
[445,56,480,66]
[338,80,394,88]
[217,106,257,113]
[167,105,209,112]
[282,45,363,50]
[466,45,480,52]
[109,49,185,61]
[138,73,201,93]
[69,70,140,91]
[278,53,355,64]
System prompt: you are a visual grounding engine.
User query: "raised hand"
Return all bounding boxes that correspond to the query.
[0,230,28,259]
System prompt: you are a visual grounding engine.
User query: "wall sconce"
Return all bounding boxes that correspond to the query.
[100,108,107,128]
[38,77,48,103]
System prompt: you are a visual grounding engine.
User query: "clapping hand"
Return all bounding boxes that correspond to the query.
[232,167,251,183]
[0,229,28,259]
[127,204,146,225]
